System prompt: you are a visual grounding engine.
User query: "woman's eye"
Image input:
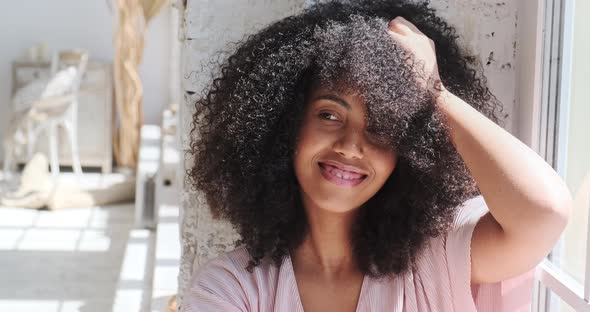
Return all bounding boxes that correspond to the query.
[318,112,340,121]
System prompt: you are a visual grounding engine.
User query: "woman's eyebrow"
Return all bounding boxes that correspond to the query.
[312,94,351,111]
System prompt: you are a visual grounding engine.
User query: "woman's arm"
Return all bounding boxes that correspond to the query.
[436,90,571,284]
[388,16,572,284]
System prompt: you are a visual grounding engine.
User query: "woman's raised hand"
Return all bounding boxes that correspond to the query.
[387,16,446,96]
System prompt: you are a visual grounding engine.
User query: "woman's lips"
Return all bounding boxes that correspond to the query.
[318,162,368,187]
[319,160,367,175]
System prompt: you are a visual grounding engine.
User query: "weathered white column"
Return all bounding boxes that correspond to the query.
[177,0,306,309]
[177,0,518,309]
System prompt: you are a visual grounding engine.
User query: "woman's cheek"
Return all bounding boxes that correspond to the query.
[366,147,396,177]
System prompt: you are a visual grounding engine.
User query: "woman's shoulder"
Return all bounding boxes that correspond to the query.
[424,195,488,256]
[412,195,489,279]
[186,246,282,311]
[186,247,256,311]
[190,246,260,286]
[197,246,251,270]
[450,195,488,230]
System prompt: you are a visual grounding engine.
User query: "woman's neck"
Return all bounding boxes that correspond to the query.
[291,194,360,278]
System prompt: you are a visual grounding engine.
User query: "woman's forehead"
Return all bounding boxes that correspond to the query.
[308,83,366,105]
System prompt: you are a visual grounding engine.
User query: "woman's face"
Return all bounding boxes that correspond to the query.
[294,85,398,213]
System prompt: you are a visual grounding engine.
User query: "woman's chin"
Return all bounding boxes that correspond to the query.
[309,194,366,214]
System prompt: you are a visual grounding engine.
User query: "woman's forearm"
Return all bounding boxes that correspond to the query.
[436,90,571,236]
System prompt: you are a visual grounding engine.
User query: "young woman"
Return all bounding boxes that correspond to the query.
[185,1,571,311]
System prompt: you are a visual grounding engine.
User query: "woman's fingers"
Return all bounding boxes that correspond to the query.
[388,18,412,35]
[388,16,424,36]
[387,19,411,49]
[386,16,444,94]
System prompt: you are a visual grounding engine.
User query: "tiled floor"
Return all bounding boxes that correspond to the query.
[0,173,159,312]
[150,202,180,312]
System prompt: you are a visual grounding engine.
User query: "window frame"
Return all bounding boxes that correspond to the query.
[530,0,589,310]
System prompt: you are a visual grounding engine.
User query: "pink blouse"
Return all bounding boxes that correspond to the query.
[186,196,535,311]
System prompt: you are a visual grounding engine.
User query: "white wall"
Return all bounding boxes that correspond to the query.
[429,0,517,134]
[0,0,171,161]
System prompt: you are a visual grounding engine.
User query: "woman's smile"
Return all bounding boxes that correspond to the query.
[318,161,368,187]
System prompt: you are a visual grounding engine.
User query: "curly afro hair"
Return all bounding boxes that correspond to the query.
[187,0,506,278]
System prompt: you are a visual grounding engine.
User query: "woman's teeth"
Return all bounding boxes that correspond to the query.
[325,164,364,180]
[335,172,354,179]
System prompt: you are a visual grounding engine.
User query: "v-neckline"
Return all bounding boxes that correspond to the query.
[285,253,368,312]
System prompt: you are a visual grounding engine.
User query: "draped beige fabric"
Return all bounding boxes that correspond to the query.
[113,0,168,169]
[141,0,169,22]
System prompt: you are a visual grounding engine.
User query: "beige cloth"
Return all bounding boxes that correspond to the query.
[1,153,135,210]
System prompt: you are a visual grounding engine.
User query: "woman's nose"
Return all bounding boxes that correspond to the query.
[333,130,364,159]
